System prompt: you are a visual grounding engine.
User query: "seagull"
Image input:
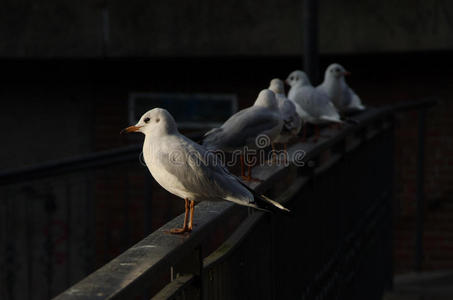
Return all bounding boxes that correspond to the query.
[286,70,342,142]
[268,78,302,161]
[121,108,289,234]
[202,89,283,181]
[317,63,365,114]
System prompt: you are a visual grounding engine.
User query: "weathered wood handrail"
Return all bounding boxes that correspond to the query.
[54,99,435,300]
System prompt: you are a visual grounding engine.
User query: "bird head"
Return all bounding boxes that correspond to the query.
[268,78,285,95]
[285,70,311,87]
[325,63,350,79]
[253,89,278,109]
[121,108,177,136]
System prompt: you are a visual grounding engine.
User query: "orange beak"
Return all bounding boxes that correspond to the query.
[120,125,142,134]
[343,71,351,76]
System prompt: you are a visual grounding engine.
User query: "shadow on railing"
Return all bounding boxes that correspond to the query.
[49,100,434,300]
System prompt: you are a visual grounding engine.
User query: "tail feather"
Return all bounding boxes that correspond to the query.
[203,127,221,137]
[248,189,291,214]
[233,175,291,214]
[320,116,344,124]
[258,194,290,212]
[201,127,222,148]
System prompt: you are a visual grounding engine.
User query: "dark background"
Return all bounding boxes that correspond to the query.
[1,0,452,299]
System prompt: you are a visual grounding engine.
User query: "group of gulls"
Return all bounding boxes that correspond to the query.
[122,63,365,234]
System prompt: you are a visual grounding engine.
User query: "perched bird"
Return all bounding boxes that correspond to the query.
[202,89,283,181]
[268,78,302,161]
[286,70,342,141]
[121,108,289,234]
[317,63,365,114]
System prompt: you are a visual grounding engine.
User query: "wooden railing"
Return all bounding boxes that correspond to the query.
[51,101,434,300]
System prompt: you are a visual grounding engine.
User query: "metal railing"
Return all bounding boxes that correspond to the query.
[0,144,154,300]
[51,100,435,300]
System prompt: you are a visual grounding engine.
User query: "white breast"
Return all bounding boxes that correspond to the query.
[143,140,193,200]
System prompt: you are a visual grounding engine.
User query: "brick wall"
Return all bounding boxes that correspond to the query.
[393,100,453,272]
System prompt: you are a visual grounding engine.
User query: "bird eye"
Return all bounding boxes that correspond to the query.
[144,117,150,123]
[290,76,294,81]
[156,118,160,123]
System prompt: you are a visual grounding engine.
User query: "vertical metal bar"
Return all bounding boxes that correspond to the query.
[101,3,110,57]
[45,191,55,300]
[145,172,154,235]
[66,181,71,287]
[415,109,426,271]
[123,167,130,247]
[303,0,319,84]
[26,187,33,300]
[5,189,15,300]
[387,119,395,290]
[85,175,94,274]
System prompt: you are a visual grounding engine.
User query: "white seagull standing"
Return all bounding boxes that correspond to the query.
[286,70,342,141]
[202,89,283,181]
[317,63,365,114]
[122,108,289,234]
[268,78,302,160]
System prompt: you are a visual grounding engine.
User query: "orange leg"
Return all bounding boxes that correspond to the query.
[240,154,262,182]
[284,143,288,164]
[188,200,195,231]
[272,143,277,163]
[244,163,262,182]
[313,125,320,143]
[301,126,307,142]
[240,154,246,178]
[169,198,190,234]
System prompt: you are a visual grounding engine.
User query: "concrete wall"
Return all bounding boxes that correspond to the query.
[1,0,452,58]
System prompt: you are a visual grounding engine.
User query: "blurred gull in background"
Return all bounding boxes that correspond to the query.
[202,89,283,181]
[268,78,302,162]
[286,70,342,142]
[317,63,365,114]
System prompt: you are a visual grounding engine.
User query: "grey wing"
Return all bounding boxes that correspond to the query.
[297,87,323,118]
[280,99,300,132]
[342,86,353,107]
[315,84,327,97]
[202,109,249,149]
[300,90,340,122]
[205,107,280,150]
[348,88,365,110]
[161,136,253,204]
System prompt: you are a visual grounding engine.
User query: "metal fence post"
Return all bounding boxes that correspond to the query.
[415,109,426,271]
[303,0,319,84]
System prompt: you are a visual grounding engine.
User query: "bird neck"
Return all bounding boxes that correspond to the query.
[142,134,155,167]
[325,74,345,85]
[323,76,341,93]
[152,119,178,136]
[254,102,277,110]
[295,81,310,88]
